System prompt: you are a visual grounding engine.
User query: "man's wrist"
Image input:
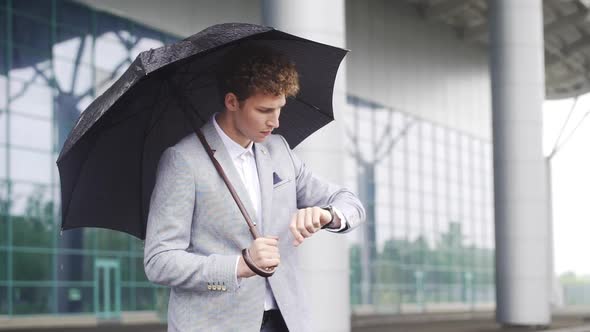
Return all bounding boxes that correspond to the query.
[321,205,341,229]
[237,255,255,278]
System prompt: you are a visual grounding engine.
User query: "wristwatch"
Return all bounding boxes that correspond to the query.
[320,205,335,229]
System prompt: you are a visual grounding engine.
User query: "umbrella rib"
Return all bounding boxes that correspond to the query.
[61,82,167,235]
[144,80,175,137]
[138,80,171,238]
[292,96,334,120]
[167,79,208,124]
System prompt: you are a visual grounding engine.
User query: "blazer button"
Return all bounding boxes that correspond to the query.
[222,285,227,291]
[207,283,212,290]
[212,284,217,291]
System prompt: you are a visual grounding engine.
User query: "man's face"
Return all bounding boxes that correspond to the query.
[227,92,285,146]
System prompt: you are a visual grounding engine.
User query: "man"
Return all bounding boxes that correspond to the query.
[144,43,365,332]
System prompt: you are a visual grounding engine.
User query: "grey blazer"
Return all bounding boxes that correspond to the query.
[144,119,365,332]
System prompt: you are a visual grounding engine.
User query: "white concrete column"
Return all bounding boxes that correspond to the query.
[262,1,350,331]
[489,0,551,326]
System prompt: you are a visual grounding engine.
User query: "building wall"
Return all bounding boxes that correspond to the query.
[346,0,492,140]
[0,0,497,324]
[74,0,261,38]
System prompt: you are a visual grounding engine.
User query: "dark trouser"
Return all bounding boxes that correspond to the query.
[260,309,289,332]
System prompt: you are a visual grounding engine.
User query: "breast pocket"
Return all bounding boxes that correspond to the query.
[273,178,292,190]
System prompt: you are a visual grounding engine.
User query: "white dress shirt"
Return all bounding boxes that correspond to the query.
[212,114,279,310]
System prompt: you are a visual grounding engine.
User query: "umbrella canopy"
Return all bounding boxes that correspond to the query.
[56,23,348,239]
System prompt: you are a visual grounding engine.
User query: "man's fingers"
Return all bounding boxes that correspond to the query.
[311,207,322,230]
[304,208,317,234]
[290,214,305,244]
[257,245,279,255]
[255,237,279,247]
[263,259,280,269]
[249,238,281,269]
[297,210,312,238]
[256,254,280,269]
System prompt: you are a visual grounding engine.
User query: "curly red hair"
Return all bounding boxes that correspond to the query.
[217,43,300,104]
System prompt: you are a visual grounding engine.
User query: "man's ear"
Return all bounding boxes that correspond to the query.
[224,92,239,112]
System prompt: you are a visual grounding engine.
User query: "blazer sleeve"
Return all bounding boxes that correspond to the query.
[279,136,366,233]
[143,147,239,292]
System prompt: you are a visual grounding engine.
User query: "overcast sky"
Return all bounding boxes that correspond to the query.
[544,95,590,276]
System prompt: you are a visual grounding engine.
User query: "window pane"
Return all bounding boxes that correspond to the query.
[0,75,7,108]
[0,249,5,284]
[9,80,53,118]
[56,252,91,281]
[94,36,131,75]
[12,14,51,51]
[54,58,93,97]
[53,34,93,65]
[95,228,132,251]
[13,286,52,314]
[56,1,92,34]
[9,149,52,183]
[10,182,52,216]
[136,287,158,310]
[0,9,6,43]
[12,211,54,248]
[0,146,5,179]
[13,0,51,21]
[9,114,52,151]
[12,252,53,280]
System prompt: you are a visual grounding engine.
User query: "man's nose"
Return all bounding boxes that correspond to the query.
[267,114,279,129]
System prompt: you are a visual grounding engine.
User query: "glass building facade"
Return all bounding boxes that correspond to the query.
[1,0,496,321]
[0,0,177,317]
[345,96,495,312]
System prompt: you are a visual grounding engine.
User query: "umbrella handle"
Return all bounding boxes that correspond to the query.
[242,248,277,278]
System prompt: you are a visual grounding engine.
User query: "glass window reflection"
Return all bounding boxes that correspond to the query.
[9,114,51,151]
[346,95,494,311]
[9,80,53,118]
[3,0,182,317]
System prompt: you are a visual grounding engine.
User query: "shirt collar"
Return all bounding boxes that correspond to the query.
[212,113,254,160]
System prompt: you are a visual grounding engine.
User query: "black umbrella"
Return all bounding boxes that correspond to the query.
[56,22,348,240]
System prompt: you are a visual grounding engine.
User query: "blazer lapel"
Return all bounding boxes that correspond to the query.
[200,120,260,227]
[254,142,273,235]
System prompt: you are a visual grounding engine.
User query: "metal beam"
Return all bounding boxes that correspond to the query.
[545,41,588,76]
[464,5,590,43]
[561,33,590,55]
[544,10,590,34]
[547,78,590,99]
[546,68,590,88]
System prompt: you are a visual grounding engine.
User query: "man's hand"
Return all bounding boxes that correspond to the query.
[237,236,280,278]
[289,207,332,247]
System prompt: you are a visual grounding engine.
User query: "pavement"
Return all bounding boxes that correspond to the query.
[351,311,590,332]
[2,311,590,332]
